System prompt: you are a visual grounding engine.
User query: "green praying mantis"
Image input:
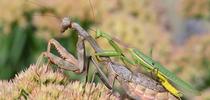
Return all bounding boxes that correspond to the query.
[84,0,199,97]
[94,29,200,98]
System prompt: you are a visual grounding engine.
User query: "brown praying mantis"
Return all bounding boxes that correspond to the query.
[39,17,178,99]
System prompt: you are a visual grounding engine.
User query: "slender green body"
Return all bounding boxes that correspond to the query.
[95,30,199,97]
[130,48,198,94]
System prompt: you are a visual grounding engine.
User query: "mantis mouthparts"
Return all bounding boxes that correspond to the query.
[60,17,71,33]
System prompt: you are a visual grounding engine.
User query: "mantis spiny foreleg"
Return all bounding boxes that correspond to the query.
[42,39,113,98]
[46,39,79,71]
[43,37,113,90]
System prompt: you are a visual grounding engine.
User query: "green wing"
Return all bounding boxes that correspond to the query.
[132,48,199,94]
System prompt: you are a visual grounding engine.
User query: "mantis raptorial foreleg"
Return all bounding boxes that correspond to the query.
[43,37,113,90]
[43,52,79,71]
[46,39,80,71]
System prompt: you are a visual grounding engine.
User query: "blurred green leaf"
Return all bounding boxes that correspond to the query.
[10,27,27,64]
[0,34,10,67]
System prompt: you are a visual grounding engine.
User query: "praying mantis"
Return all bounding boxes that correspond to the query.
[40,17,178,99]
[94,29,199,98]
[20,0,197,99]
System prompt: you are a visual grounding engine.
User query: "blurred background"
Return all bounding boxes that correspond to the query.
[0,0,210,98]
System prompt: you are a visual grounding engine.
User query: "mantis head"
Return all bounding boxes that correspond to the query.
[60,17,71,33]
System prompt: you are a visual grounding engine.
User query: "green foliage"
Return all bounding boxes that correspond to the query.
[0,10,44,79]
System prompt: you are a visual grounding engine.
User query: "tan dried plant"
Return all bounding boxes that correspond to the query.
[0,64,119,100]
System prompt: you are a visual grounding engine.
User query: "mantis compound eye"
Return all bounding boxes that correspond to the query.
[60,17,71,33]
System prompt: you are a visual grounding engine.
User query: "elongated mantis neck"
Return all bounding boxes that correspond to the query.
[71,23,102,53]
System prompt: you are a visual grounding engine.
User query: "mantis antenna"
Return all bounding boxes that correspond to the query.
[88,0,96,21]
